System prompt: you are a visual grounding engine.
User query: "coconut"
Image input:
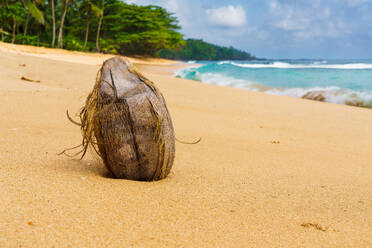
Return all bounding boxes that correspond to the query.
[67,57,175,181]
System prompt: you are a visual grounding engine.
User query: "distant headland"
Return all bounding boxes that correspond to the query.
[158,39,256,61]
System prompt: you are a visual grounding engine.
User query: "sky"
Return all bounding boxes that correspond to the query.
[125,0,372,59]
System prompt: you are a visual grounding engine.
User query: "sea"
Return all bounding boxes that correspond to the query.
[176,59,372,108]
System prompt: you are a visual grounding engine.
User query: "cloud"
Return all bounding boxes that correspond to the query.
[119,0,372,58]
[205,5,247,27]
[268,0,349,39]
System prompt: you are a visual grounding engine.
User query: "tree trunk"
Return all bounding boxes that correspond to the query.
[58,0,69,48]
[11,18,16,43]
[37,24,41,46]
[96,0,104,52]
[83,11,90,51]
[23,13,30,44]
[51,0,56,47]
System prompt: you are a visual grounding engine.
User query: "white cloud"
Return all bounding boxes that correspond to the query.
[205,5,247,28]
[268,0,349,39]
[269,1,330,31]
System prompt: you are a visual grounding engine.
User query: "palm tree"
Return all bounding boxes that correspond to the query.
[22,0,45,43]
[0,28,8,41]
[22,1,30,43]
[11,17,16,43]
[50,0,56,47]
[3,2,25,43]
[0,0,32,43]
[0,4,7,41]
[57,0,71,48]
[96,0,104,52]
[80,0,101,51]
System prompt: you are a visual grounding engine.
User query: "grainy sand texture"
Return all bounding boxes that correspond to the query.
[0,42,371,247]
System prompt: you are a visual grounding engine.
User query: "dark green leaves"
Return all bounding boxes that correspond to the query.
[101,1,184,55]
[158,39,254,61]
[26,0,45,24]
[0,0,252,59]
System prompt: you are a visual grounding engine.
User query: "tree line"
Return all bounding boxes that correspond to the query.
[0,0,184,55]
[0,0,255,60]
[159,39,255,61]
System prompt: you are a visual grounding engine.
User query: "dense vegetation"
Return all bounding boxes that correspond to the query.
[159,39,255,61]
[0,0,184,55]
[0,0,254,59]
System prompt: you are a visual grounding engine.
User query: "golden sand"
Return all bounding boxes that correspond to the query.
[0,42,371,247]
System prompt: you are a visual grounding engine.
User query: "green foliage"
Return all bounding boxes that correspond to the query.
[25,0,45,24]
[1,2,26,23]
[0,27,9,35]
[0,0,185,56]
[102,2,184,56]
[15,33,37,44]
[99,38,119,54]
[158,39,254,61]
[0,0,254,59]
[63,34,83,50]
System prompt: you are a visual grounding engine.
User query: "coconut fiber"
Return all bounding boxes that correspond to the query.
[66,57,175,181]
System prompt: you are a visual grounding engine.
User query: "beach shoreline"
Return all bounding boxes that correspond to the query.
[0,43,371,247]
[176,60,372,109]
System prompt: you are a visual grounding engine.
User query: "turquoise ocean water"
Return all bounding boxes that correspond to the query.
[176,59,372,108]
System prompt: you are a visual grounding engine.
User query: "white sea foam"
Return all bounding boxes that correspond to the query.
[195,72,258,89]
[176,69,372,107]
[217,61,232,65]
[187,60,197,64]
[266,86,372,107]
[312,60,327,65]
[224,61,372,69]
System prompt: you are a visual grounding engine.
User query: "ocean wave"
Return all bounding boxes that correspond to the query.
[223,61,372,70]
[312,60,328,65]
[265,86,372,107]
[176,69,372,108]
[217,61,232,65]
[176,69,258,89]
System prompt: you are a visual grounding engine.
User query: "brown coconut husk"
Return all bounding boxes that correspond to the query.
[64,57,175,181]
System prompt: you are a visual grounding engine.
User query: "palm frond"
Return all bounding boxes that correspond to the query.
[90,2,102,17]
[0,28,10,36]
[26,1,45,24]
[34,0,45,6]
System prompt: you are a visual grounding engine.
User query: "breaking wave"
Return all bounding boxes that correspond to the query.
[176,67,372,108]
[218,61,372,70]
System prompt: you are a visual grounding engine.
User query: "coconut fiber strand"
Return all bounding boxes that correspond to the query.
[72,57,175,181]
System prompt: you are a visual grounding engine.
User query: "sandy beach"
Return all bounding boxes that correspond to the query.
[0,42,371,247]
